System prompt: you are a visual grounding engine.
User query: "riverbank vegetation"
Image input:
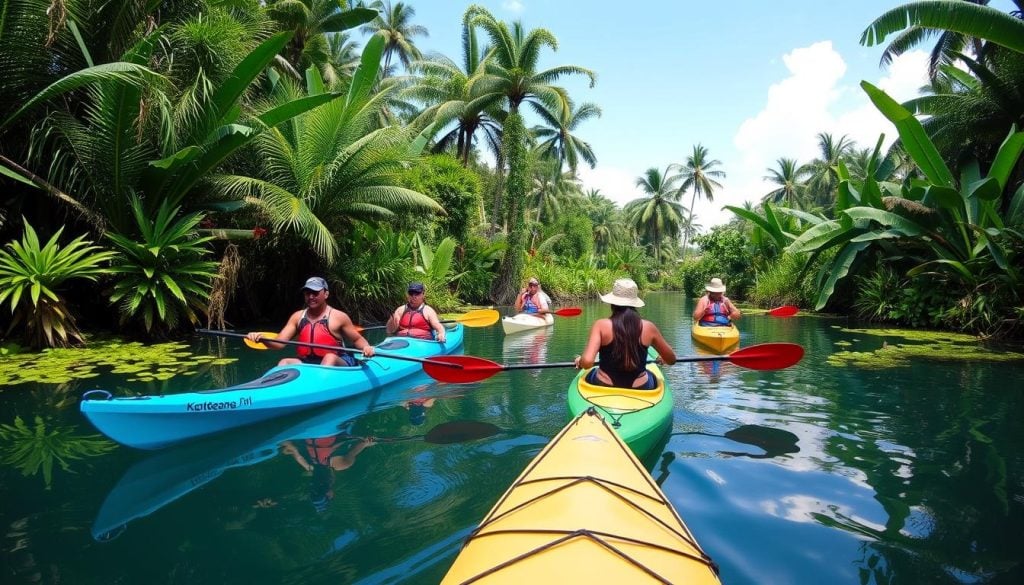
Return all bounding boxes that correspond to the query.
[1,1,1022,351]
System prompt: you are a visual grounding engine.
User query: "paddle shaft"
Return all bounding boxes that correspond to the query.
[483,356,721,371]
[358,317,466,332]
[197,329,458,368]
[422,342,803,383]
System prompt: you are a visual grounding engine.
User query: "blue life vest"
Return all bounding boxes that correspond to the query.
[700,301,731,326]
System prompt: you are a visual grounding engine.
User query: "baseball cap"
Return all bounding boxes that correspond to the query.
[407,282,425,294]
[302,277,329,292]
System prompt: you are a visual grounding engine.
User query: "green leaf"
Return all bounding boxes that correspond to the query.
[859,2,1024,54]
[257,93,341,128]
[149,146,202,170]
[2,63,161,129]
[0,162,36,187]
[409,122,436,156]
[815,241,871,310]
[208,31,293,132]
[843,207,925,236]
[922,185,963,210]
[966,177,1001,201]
[348,33,385,108]
[987,127,1024,191]
[787,220,846,255]
[320,8,378,33]
[860,81,954,187]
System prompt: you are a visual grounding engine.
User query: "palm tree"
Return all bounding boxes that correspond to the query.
[403,11,502,166]
[465,6,596,302]
[212,39,442,263]
[265,0,376,84]
[805,133,855,213]
[861,0,1024,82]
[681,214,703,244]
[762,157,810,208]
[903,44,1024,176]
[361,0,428,73]
[624,167,686,266]
[674,144,725,260]
[532,100,601,174]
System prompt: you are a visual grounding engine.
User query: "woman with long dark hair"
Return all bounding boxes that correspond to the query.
[574,279,676,389]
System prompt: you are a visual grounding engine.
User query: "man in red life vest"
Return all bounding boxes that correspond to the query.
[385,282,447,342]
[246,277,375,366]
[693,277,742,326]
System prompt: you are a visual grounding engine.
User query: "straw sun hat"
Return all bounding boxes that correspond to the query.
[599,278,645,308]
[705,278,727,293]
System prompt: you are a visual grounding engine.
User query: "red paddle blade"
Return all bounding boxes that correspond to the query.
[768,305,799,317]
[553,307,582,317]
[422,355,504,383]
[728,343,804,370]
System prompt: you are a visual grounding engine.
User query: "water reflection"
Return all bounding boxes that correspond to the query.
[91,374,464,540]
[501,327,549,365]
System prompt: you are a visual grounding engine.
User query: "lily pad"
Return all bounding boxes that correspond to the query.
[0,337,237,387]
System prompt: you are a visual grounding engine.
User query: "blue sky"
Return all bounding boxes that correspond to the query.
[388,1,1013,229]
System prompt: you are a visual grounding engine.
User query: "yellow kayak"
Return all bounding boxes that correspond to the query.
[691,322,739,353]
[441,409,720,584]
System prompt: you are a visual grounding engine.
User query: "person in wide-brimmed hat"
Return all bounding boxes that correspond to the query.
[693,277,741,326]
[573,278,676,389]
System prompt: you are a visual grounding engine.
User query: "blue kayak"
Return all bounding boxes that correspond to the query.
[80,325,464,449]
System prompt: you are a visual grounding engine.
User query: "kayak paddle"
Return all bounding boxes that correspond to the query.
[422,342,805,384]
[354,308,500,332]
[548,307,583,317]
[196,329,462,368]
[767,305,799,317]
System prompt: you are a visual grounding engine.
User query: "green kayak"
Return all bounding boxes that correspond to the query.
[566,362,672,458]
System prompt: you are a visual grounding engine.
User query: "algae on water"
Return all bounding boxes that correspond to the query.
[827,327,1024,369]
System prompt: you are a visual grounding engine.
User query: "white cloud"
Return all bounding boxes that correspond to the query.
[577,165,645,209]
[696,43,929,229]
[502,0,524,13]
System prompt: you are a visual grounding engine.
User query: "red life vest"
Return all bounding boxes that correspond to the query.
[305,437,340,466]
[398,304,433,339]
[296,308,342,359]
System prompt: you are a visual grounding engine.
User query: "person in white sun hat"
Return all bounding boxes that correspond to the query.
[693,277,741,326]
[573,278,676,389]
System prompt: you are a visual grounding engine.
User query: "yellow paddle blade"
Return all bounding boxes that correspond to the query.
[456,309,500,327]
[243,332,278,350]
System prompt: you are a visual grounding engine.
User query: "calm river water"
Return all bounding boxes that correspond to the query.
[2,293,1023,584]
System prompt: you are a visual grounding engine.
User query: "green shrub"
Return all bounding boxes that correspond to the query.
[0,219,114,348]
[749,253,817,308]
[106,200,218,337]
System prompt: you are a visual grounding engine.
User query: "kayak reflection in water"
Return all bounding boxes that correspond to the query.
[281,433,376,513]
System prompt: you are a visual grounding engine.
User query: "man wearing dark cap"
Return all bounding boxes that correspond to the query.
[246,276,375,366]
[385,282,447,342]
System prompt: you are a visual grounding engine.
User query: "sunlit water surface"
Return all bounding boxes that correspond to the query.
[2,293,1023,584]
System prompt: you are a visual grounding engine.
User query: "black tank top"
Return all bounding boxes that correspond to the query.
[597,339,649,388]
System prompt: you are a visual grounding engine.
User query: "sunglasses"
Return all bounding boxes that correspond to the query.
[408,290,423,295]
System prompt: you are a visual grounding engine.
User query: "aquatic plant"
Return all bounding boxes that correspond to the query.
[0,416,117,490]
[827,326,1024,368]
[0,338,236,387]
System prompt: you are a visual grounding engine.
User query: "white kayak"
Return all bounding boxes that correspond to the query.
[501,312,554,335]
